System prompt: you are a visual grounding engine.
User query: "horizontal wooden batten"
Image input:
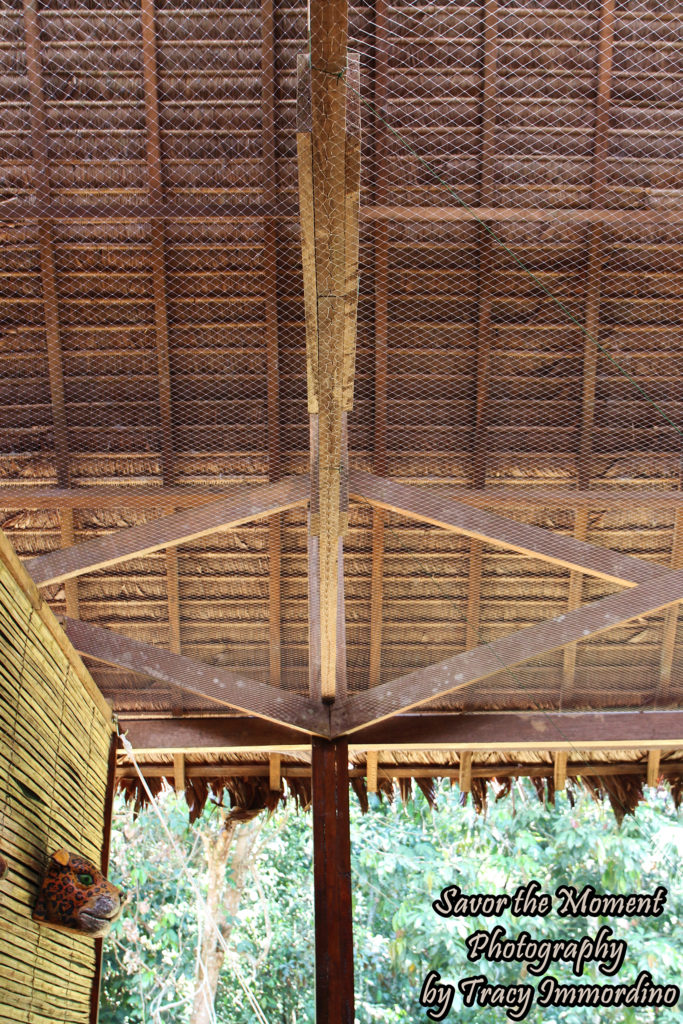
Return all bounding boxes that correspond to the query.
[63,617,330,736]
[116,710,683,755]
[6,197,683,230]
[349,470,668,588]
[363,205,683,228]
[115,761,683,783]
[25,475,309,586]
[4,484,683,513]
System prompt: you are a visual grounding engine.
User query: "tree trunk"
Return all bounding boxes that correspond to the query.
[190,815,263,1024]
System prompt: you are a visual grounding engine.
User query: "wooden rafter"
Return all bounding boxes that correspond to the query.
[331,568,683,732]
[368,0,389,690]
[350,470,668,586]
[465,0,499,644]
[25,475,309,586]
[140,0,182,657]
[471,0,498,489]
[22,0,80,618]
[363,205,683,228]
[63,617,329,736]
[578,0,616,488]
[261,0,282,692]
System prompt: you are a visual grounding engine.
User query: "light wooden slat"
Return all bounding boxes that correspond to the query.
[554,751,568,791]
[366,751,378,793]
[562,509,589,697]
[459,751,473,793]
[647,749,661,788]
[269,753,281,792]
[173,753,185,794]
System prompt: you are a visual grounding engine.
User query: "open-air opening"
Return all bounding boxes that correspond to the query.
[99,778,683,1023]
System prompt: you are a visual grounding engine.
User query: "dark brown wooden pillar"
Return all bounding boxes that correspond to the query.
[90,732,119,1024]
[312,736,354,1022]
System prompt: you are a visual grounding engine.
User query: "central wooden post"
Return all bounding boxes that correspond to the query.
[298,0,359,702]
[312,737,354,1022]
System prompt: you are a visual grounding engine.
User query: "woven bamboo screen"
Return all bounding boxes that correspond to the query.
[0,531,113,1023]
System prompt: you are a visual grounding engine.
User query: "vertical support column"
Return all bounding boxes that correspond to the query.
[89,732,119,1024]
[312,737,354,1023]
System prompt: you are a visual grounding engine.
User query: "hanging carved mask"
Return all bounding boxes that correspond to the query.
[33,849,125,938]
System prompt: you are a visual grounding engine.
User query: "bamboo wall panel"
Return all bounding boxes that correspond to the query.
[0,531,112,1023]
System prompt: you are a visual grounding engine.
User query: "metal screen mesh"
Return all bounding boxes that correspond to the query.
[0,0,681,714]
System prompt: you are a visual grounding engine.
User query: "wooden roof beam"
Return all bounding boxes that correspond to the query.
[25,475,310,586]
[63,617,329,737]
[331,568,683,733]
[350,470,668,587]
[117,710,683,756]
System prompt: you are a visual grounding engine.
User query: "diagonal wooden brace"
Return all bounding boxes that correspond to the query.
[25,475,310,586]
[63,617,330,737]
[330,568,683,734]
[349,469,667,586]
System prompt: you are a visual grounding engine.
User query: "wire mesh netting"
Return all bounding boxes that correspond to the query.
[0,0,681,715]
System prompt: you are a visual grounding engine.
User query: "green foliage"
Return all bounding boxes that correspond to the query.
[101,780,683,1024]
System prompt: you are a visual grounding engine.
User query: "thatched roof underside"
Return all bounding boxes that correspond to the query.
[1,0,683,811]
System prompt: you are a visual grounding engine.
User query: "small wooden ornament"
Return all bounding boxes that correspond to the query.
[0,854,8,881]
[33,849,125,939]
